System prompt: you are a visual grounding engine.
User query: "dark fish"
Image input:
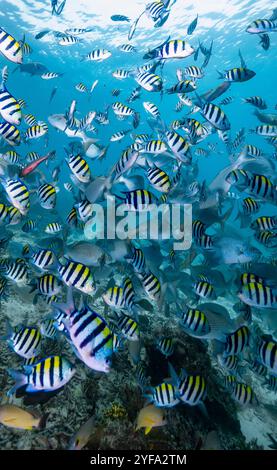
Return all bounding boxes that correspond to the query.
[35,30,51,40]
[14,62,49,76]
[259,34,270,50]
[200,40,213,68]
[49,86,58,103]
[200,81,231,103]
[111,15,130,22]
[187,15,198,35]
[52,0,66,16]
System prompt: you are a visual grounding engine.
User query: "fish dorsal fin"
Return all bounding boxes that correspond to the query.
[238,49,246,68]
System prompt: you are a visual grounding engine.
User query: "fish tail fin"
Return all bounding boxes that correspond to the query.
[217,70,224,80]
[52,287,75,315]
[133,112,140,129]
[7,369,28,396]
[39,412,49,430]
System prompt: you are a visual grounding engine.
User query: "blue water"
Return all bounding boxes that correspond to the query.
[0,0,277,451]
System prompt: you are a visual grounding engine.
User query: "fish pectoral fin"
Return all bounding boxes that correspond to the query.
[144,426,152,435]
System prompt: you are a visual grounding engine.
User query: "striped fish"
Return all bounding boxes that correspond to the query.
[128,247,146,273]
[219,96,234,106]
[21,219,38,233]
[246,17,277,34]
[167,80,196,94]
[247,174,276,201]
[66,207,78,227]
[64,304,113,372]
[41,72,61,80]
[30,249,56,271]
[145,382,180,408]
[84,49,111,62]
[242,96,267,109]
[38,183,56,209]
[24,122,48,140]
[112,69,130,80]
[147,40,194,60]
[266,375,277,392]
[58,36,79,46]
[58,260,95,294]
[7,356,75,395]
[45,222,63,234]
[26,151,40,162]
[192,220,206,239]
[0,203,10,223]
[140,271,161,301]
[40,318,58,339]
[146,165,171,193]
[242,197,260,214]
[224,326,250,355]
[67,154,90,183]
[184,65,204,78]
[218,354,239,373]
[114,148,139,177]
[245,145,263,157]
[102,286,125,309]
[165,130,191,162]
[1,179,29,215]
[120,44,136,53]
[7,205,21,225]
[240,273,264,286]
[0,27,23,63]
[255,230,277,247]
[75,83,87,93]
[110,130,130,142]
[141,139,167,154]
[157,337,174,357]
[193,278,216,300]
[218,67,255,82]
[2,150,20,164]
[75,199,93,222]
[5,324,41,359]
[0,84,21,125]
[116,312,139,341]
[181,307,210,336]
[199,101,230,131]
[258,336,277,375]
[252,125,277,136]
[134,72,162,92]
[2,260,28,284]
[122,277,135,311]
[143,101,160,118]
[178,374,207,406]
[224,375,237,391]
[0,122,20,146]
[239,282,277,308]
[120,189,156,211]
[252,215,277,231]
[248,359,267,377]
[30,274,61,296]
[231,383,257,405]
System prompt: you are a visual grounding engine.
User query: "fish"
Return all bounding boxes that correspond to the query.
[135,404,166,435]
[0,27,22,63]
[111,15,130,22]
[20,151,55,177]
[1,323,42,359]
[7,355,75,396]
[68,416,95,450]
[0,404,47,430]
[187,15,198,35]
[53,292,113,372]
[144,382,180,408]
